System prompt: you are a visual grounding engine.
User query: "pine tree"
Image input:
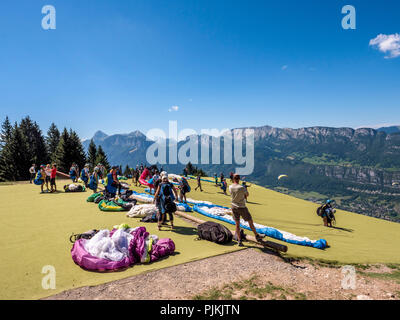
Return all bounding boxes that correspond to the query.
[0,116,12,149]
[87,139,97,170]
[185,162,195,175]
[19,116,49,165]
[95,145,110,172]
[54,128,71,173]
[123,165,131,177]
[0,123,30,181]
[46,123,60,162]
[69,130,86,170]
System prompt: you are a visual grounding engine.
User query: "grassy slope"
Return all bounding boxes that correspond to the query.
[187,178,400,265]
[0,181,242,300]
[1,177,400,299]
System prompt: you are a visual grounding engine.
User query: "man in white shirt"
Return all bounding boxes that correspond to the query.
[29,164,36,184]
[229,174,264,246]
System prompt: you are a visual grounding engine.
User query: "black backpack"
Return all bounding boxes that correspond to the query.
[316,205,324,217]
[181,178,191,193]
[70,229,99,243]
[161,183,177,213]
[197,221,233,244]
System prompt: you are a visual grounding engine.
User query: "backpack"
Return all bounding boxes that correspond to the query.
[161,183,177,213]
[181,178,191,193]
[33,171,43,185]
[69,229,99,243]
[316,205,324,217]
[197,221,233,244]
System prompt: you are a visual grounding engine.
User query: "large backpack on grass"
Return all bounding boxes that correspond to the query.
[197,221,233,244]
[316,205,324,217]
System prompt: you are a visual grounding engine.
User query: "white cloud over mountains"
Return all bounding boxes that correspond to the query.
[369,33,400,59]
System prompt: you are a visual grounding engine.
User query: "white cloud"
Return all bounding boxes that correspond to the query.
[369,33,400,59]
[281,65,288,70]
[168,105,179,112]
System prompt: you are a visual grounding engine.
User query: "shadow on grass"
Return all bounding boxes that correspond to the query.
[246,201,261,205]
[330,226,354,233]
[169,225,198,236]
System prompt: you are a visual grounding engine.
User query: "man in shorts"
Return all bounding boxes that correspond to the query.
[229,174,264,246]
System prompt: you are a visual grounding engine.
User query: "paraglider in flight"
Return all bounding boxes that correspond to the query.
[278,174,288,180]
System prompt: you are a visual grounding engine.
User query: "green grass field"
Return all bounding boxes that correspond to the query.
[1,177,400,299]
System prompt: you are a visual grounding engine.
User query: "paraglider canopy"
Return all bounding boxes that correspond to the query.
[278,174,288,180]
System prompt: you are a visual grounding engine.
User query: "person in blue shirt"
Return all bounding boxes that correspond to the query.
[106,166,119,197]
[69,163,77,182]
[80,164,89,187]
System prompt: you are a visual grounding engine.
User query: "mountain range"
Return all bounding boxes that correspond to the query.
[83,124,400,222]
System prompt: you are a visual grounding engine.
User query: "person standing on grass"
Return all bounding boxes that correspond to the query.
[229,171,234,183]
[229,174,264,246]
[88,167,99,193]
[195,174,203,192]
[214,173,218,186]
[220,178,227,195]
[45,164,51,191]
[106,166,119,198]
[39,165,47,193]
[154,174,179,231]
[29,164,36,184]
[178,176,190,202]
[50,164,57,193]
[69,163,77,182]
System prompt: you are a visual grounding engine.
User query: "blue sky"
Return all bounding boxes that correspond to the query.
[0,0,399,139]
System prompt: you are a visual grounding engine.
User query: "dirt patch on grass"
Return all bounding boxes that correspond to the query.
[45,248,400,300]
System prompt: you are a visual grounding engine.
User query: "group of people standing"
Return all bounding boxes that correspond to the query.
[30,163,57,193]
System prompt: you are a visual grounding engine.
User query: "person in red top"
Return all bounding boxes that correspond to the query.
[50,164,57,193]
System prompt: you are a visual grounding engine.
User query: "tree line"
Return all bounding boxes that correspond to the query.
[0,116,110,181]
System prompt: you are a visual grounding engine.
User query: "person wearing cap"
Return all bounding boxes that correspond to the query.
[153,173,178,230]
[229,174,264,246]
[321,199,335,227]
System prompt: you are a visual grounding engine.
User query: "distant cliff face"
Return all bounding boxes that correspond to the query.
[83,125,400,186]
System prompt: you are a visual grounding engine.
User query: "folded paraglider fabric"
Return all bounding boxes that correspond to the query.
[98,199,127,212]
[64,184,86,192]
[193,204,327,250]
[87,192,102,202]
[71,226,175,271]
